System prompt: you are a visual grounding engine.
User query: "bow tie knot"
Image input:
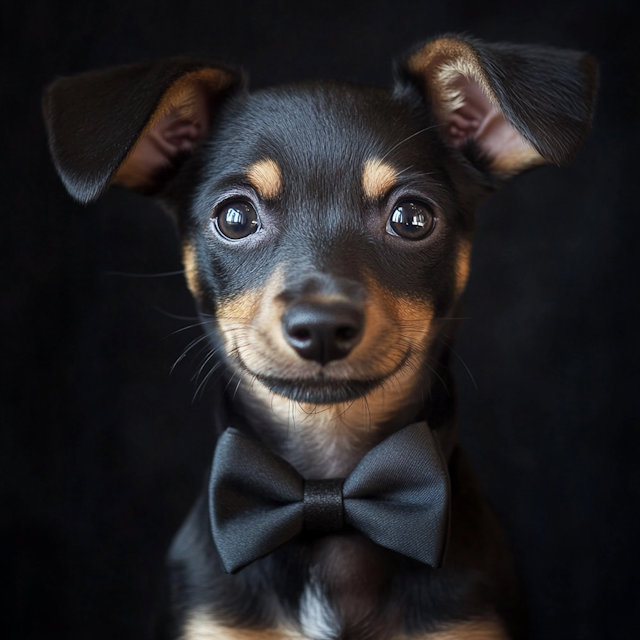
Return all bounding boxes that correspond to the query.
[303,478,345,532]
[209,422,451,574]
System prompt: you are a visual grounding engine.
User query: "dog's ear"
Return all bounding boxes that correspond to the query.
[43,58,244,204]
[396,35,598,178]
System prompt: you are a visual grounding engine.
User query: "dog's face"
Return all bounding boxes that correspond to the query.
[181,84,469,404]
[43,37,597,410]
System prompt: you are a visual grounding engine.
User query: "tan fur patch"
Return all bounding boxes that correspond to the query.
[406,39,498,118]
[217,267,291,374]
[414,618,509,639]
[455,239,471,296]
[218,291,262,325]
[147,68,230,129]
[362,158,397,200]
[489,143,546,176]
[247,159,283,200]
[182,242,201,298]
[182,609,306,640]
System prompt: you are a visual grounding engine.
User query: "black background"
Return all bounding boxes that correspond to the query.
[1,1,638,639]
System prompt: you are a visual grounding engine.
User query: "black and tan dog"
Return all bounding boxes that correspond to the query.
[43,35,597,640]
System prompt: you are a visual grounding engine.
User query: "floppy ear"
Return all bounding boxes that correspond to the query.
[396,35,598,178]
[42,58,244,204]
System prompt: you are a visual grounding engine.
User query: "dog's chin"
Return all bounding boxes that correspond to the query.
[253,375,384,404]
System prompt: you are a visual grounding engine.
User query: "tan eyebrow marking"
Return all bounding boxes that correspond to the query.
[362,158,397,200]
[246,159,283,199]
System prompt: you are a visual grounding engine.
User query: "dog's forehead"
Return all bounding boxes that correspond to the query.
[205,81,438,203]
[188,81,463,313]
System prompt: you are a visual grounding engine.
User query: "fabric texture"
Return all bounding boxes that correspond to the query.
[209,421,451,573]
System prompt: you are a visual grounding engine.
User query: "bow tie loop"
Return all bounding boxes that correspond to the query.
[304,478,345,532]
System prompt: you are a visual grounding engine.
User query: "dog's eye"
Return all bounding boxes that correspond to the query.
[387,201,436,240]
[213,202,260,240]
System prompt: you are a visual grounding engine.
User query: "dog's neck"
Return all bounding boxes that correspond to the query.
[224,339,457,479]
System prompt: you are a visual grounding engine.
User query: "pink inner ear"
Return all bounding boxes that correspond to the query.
[444,77,538,170]
[151,114,206,154]
[114,84,210,190]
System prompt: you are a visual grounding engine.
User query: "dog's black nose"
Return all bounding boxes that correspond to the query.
[282,302,364,365]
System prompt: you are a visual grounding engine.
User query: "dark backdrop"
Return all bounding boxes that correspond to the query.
[1,1,638,639]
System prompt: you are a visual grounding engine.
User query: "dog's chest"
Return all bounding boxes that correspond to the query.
[297,533,398,639]
[298,572,340,640]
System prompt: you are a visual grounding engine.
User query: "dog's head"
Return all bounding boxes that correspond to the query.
[43,36,597,410]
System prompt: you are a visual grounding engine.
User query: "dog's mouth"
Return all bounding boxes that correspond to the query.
[253,375,384,403]
[237,351,410,404]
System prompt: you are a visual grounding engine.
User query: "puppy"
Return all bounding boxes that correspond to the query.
[43,34,597,640]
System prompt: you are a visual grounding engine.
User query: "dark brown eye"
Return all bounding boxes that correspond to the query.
[387,200,436,240]
[213,202,260,240]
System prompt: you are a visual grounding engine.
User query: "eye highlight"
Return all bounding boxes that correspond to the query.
[212,201,260,240]
[387,200,436,240]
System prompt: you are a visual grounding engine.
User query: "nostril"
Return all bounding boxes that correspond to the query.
[335,325,357,342]
[290,328,311,341]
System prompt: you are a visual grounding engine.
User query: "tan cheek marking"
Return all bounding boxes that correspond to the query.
[365,275,434,328]
[247,159,283,199]
[455,239,472,296]
[393,295,434,326]
[356,276,400,358]
[182,609,306,640]
[362,158,397,200]
[245,267,289,354]
[412,618,509,639]
[219,267,294,372]
[359,275,434,383]
[182,242,200,298]
[218,292,262,323]
[217,290,262,350]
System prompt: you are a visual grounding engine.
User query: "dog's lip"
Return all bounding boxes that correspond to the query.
[252,376,383,403]
[236,351,410,403]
